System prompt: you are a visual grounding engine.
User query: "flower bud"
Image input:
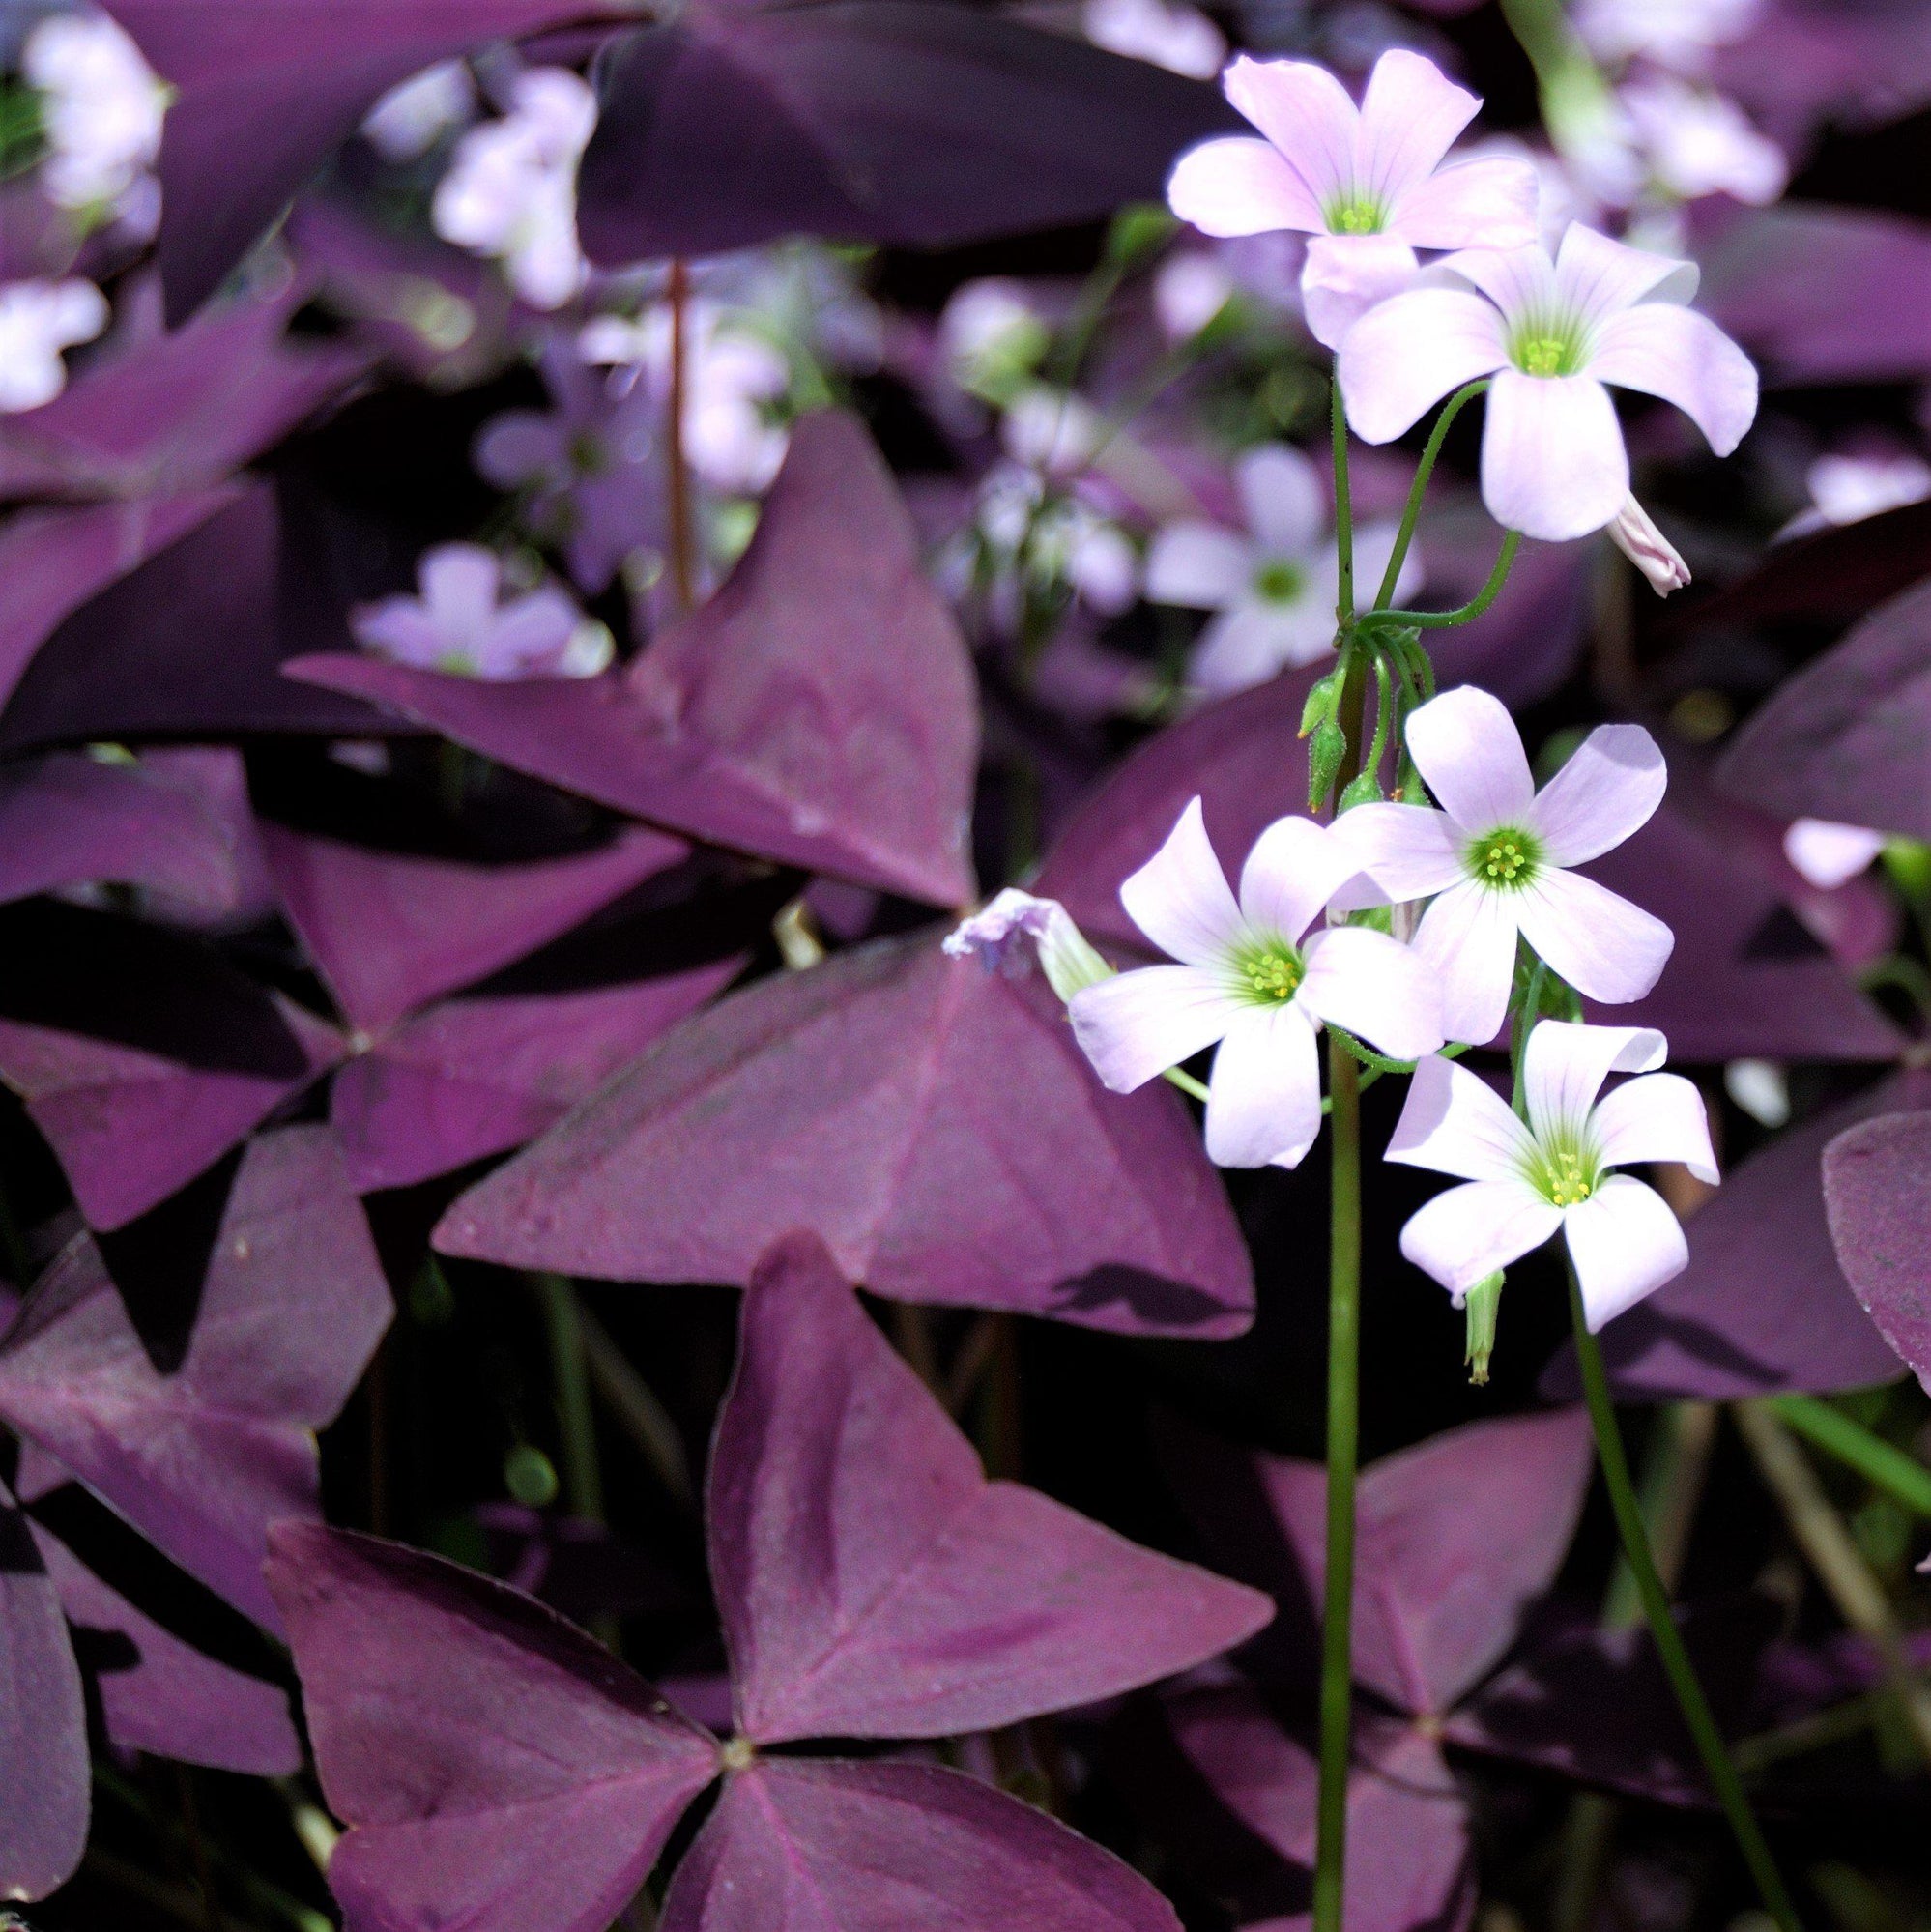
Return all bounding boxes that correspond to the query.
[1300,665,1343,738]
[1456,1271,1504,1385]
[1308,717,1347,811]
[1606,494,1690,597]
[1338,770,1382,814]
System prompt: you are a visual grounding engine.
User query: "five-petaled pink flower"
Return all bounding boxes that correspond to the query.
[1330,687,1672,1047]
[1069,798,1443,1169]
[1338,222,1758,541]
[1167,49,1540,349]
[1388,1020,1716,1331]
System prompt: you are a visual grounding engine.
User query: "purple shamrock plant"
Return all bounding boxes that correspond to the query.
[267,1233,1273,1932]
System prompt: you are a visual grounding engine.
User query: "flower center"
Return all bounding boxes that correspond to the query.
[1524,1130,1602,1209]
[1235,940,1304,1004]
[1325,194,1384,236]
[1464,824,1542,891]
[1509,317,1588,380]
[1253,557,1306,605]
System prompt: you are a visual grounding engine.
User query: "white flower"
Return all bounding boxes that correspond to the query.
[1330,686,1673,1046]
[1783,819,1888,890]
[1082,0,1225,80]
[1573,0,1761,74]
[1145,443,1420,695]
[1069,798,1444,1168]
[432,69,595,310]
[1605,493,1690,595]
[362,60,476,162]
[0,278,108,413]
[22,12,167,216]
[944,890,1115,1004]
[1389,1020,1716,1331]
[1619,77,1787,208]
[352,544,611,680]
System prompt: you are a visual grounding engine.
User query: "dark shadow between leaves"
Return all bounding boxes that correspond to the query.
[93,1148,244,1376]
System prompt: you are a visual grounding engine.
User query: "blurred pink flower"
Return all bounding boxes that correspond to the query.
[1082,0,1225,80]
[1620,76,1787,207]
[1389,1021,1716,1331]
[22,12,167,222]
[1339,223,1758,541]
[1783,819,1888,890]
[0,278,108,413]
[1573,0,1760,75]
[1784,452,1931,537]
[1167,49,1540,348]
[361,60,476,162]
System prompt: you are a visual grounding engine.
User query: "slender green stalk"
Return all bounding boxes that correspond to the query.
[1312,1037,1363,1932]
[1372,380,1490,609]
[1381,529,1522,630]
[1163,1065,1212,1103]
[534,1272,605,1524]
[1771,1394,1931,1517]
[1569,1275,1803,1932]
[1331,379,1355,624]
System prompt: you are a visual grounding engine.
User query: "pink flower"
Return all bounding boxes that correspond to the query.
[1339,223,1758,541]
[1145,443,1419,694]
[1389,1021,1717,1331]
[0,279,108,414]
[1167,50,1540,349]
[1783,819,1887,890]
[1329,686,1673,1046]
[1619,77,1787,208]
[352,544,611,681]
[1069,799,1443,1168]
[1082,0,1225,80]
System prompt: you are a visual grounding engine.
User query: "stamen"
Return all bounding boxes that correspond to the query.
[1481,838,1528,881]
[1465,824,1542,891]
[1253,558,1306,604]
[1240,946,1303,1002]
[1544,1154,1594,1207]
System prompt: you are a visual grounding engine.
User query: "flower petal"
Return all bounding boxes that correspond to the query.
[1349,518,1424,609]
[1238,814,1364,943]
[1592,1071,1717,1182]
[1298,925,1444,1060]
[1203,1000,1324,1168]
[1223,54,1358,214]
[1190,603,1320,695]
[1069,965,1236,1092]
[1436,244,1558,328]
[1400,1179,1564,1296]
[1518,1017,1667,1146]
[1235,443,1325,556]
[1301,233,1421,351]
[1390,155,1542,252]
[1526,723,1667,867]
[1555,222,1698,327]
[1357,47,1482,207]
[1482,370,1628,541]
[1119,795,1245,966]
[420,544,502,635]
[1513,867,1674,1007]
[1589,303,1759,457]
[1167,136,1325,238]
[1337,289,1509,444]
[1413,879,1522,1047]
[1326,801,1464,901]
[1145,522,1254,608]
[1387,1053,1537,1184]
[1563,1175,1688,1331]
[1405,685,1536,833]
[1784,819,1887,890]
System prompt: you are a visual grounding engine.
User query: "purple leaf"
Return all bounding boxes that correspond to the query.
[0,1126,391,1629]
[578,3,1235,262]
[101,0,630,322]
[265,1521,722,1932]
[1166,1687,1471,1932]
[1823,1109,1931,1394]
[264,823,691,1034]
[435,935,1254,1338]
[708,1234,1272,1746]
[659,1755,1186,1932]
[0,1476,89,1904]
[1716,573,1931,844]
[1717,11,1931,155]
[331,968,743,1193]
[290,411,981,906]
[1549,1070,1924,1402]
[30,1518,301,1774]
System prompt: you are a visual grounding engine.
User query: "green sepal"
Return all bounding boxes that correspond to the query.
[1300,665,1344,738]
[1337,770,1382,814]
[1308,718,1346,811]
[1460,1272,1504,1385]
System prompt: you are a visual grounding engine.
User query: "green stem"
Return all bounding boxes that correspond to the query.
[1313,1037,1363,1932]
[1372,380,1490,610]
[534,1273,605,1524]
[1380,528,1522,630]
[1331,379,1355,625]
[1771,1394,1931,1517]
[1511,959,1547,1120]
[1163,1065,1212,1103]
[1569,1275,1803,1932]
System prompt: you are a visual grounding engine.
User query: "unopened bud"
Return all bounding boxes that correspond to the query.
[1456,1272,1504,1385]
[1300,666,1343,738]
[1338,770,1382,814]
[944,888,1114,1006]
[1308,717,1346,811]
[1606,494,1690,597]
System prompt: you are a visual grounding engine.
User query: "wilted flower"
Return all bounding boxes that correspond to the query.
[22,11,168,224]
[431,69,595,310]
[351,543,612,680]
[1605,494,1690,595]
[1145,443,1419,693]
[1167,50,1541,348]
[0,278,108,413]
[1082,0,1226,80]
[1339,223,1758,542]
[1389,1020,1716,1331]
[1783,818,1888,889]
[1069,798,1443,1168]
[361,59,476,162]
[944,889,1115,1003]
[1330,686,1673,1046]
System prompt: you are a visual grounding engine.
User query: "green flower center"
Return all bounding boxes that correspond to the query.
[1235,940,1304,1004]
[1253,558,1306,605]
[1525,1135,1601,1209]
[1465,824,1542,891]
[1326,195,1384,236]
[1510,316,1589,379]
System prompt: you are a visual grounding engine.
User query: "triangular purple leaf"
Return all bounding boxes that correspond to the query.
[435,935,1254,1338]
[660,1755,1185,1932]
[1823,1108,1931,1393]
[710,1235,1272,1746]
[0,1126,391,1628]
[290,411,981,906]
[265,1521,722,1932]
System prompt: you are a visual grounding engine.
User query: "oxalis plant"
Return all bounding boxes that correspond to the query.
[958,45,1793,1932]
